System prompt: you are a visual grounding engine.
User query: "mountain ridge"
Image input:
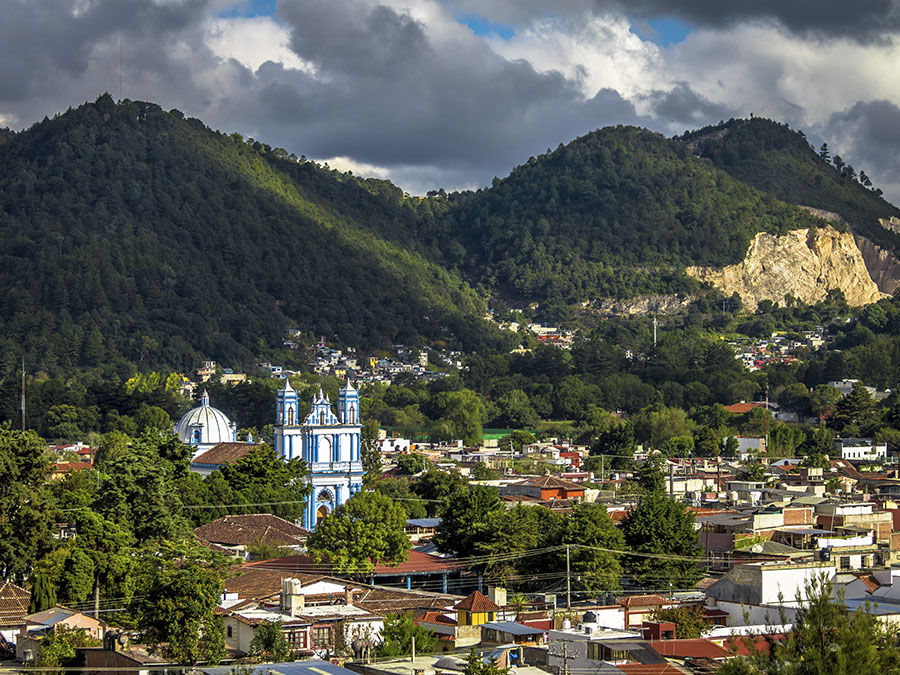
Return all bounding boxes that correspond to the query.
[1,96,897,375]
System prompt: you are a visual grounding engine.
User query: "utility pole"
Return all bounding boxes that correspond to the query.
[653,315,658,347]
[600,454,604,483]
[562,642,569,675]
[566,544,571,609]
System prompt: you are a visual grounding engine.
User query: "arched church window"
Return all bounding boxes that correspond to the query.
[349,404,356,424]
[287,406,294,426]
[320,410,326,425]
[317,488,334,502]
[193,429,201,443]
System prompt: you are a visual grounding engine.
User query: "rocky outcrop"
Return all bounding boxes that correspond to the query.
[879,216,900,235]
[591,294,693,316]
[798,206,900,295]
[687,226,887,311]
[853,234,900,295]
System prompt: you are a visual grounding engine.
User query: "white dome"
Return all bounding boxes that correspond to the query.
[175,390,235,446]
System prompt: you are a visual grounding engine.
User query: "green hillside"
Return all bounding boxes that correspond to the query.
[680,117,900,252]
[429,125,825,304]
[0,95,498,375]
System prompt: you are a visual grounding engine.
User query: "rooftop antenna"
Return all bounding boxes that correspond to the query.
[119,38,123,100]
[20,358,25,433]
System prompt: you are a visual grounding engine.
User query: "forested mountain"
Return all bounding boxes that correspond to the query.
[425,126,826,304]
[2,96,897,377]
[0,95,501,375]
[680,117,900,251]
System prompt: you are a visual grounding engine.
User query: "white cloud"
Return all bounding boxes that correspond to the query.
[204,16,311,72]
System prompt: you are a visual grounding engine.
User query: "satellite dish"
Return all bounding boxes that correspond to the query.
[751,543,763,553]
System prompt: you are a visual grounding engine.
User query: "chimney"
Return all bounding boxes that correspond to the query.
[345,586,357,606]
[281,577,305,617]
[488,586,507,608]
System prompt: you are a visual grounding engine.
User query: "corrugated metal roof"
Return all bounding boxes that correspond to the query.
[203,660,357,675]
[482,621,545,636]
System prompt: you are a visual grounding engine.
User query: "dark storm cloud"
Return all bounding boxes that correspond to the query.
[609,0,900,41]
[824,100,900,178]
[0,0,212,101]
[251,0,650,176]
[648,82,735,127]
[446,0,900,41]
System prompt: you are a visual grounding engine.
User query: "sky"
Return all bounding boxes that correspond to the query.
[2,0,900,201]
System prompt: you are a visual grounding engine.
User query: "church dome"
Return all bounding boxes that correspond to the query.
[175,390,235,446]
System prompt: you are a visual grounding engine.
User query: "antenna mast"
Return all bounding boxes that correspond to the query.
[119,38,123,100]
[20,358,25,433]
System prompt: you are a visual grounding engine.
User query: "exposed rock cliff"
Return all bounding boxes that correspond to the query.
[687,226,887,310]
[854,234,900,295]
[879,216,900,235]
[591,294,693,316]
[797,206,900,295]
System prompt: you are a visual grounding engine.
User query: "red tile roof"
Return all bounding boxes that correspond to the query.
[193,514,309,547]
[724,403,762,414]
[0,581,29,627]
[51,461,92,474]
[858,574,880,592]
[517,475,585,490]
[416,611,458,626]
[454,590,500,612]
[617,665,684,675]
[191,442,258,466]
[223,567,324,600]
[617,594,669,608]
[648,638,731,659]
[244,549,462,575]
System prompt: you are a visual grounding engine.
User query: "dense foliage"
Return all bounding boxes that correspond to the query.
[426,125,823,303]
[0,94,503,377]
[682,117,900,254]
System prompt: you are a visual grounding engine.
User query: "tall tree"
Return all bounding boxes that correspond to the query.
[434,486,504,558]
[560,503,625,596]
[307,491,410,574]
[139,540,227,665]
[0,425,56,583]
[621,488,703,589]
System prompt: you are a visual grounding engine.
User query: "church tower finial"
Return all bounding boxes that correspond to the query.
[201,389,210,407]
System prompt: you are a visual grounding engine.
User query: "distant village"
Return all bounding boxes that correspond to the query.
[26,329,900,675]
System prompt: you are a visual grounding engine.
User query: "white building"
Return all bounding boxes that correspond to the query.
[173,390,237,458]
[833,438,887,461]
[274,380,364,530]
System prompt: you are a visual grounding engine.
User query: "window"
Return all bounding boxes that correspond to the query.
[313,626,333,648]
[226,625,233,638]
[840,556,850,570]
[287,629,308,652]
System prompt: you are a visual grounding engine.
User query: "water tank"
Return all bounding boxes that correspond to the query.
[562,618,572,630]
[583,611,598,623]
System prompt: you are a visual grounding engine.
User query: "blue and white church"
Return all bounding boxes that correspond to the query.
[274,379,364,530]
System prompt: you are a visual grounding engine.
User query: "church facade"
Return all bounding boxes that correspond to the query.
[273,380,365,530]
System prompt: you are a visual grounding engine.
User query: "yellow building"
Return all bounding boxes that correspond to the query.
[453,591,500,626]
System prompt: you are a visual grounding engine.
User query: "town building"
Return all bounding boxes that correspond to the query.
[274,380,364,530]
[174,390,237,458]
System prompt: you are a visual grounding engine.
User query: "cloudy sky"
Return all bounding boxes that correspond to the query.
[3,0,900,201]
